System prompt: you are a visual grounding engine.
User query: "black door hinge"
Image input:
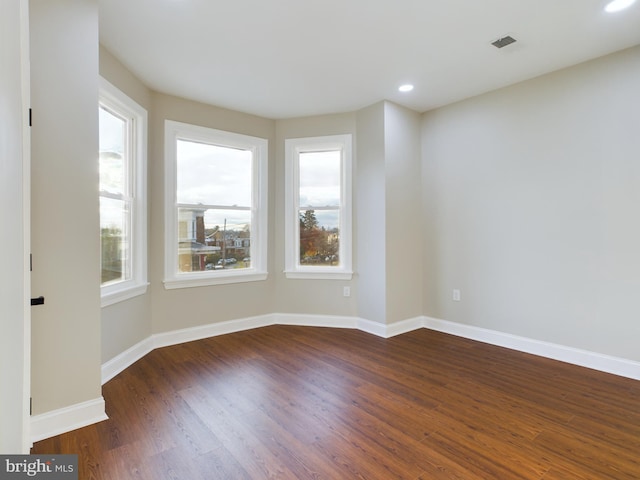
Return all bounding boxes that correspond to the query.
[30,296,44,306]
[29,108,32,127]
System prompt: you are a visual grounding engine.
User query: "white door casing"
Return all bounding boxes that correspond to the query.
[0,0,31,454]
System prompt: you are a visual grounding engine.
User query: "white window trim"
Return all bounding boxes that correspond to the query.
[99,77,148,307]
[164,120,268,289]
[284,134,353,280]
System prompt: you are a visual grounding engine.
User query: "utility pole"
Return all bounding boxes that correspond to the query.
[222,218,227,268]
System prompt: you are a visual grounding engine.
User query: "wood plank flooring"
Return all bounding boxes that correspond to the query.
[32,326,640,479]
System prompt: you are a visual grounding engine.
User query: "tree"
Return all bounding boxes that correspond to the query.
[300,210,318,230]
[299,210,320,261]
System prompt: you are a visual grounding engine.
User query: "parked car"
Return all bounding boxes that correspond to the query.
[217,258,237,265]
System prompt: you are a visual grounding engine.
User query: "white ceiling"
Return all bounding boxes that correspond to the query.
[99,0,640,119]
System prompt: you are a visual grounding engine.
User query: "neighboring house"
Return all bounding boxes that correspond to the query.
[178,208,220,271]
[207,229,250,260]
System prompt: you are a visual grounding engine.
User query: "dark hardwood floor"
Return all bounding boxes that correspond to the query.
[32,325,640,479]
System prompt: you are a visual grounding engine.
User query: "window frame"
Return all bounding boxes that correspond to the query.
[99,77,148,307]
[164,120,268,289]
[284,134,353,280]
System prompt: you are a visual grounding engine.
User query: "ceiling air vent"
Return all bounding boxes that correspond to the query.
[491,35,517,49]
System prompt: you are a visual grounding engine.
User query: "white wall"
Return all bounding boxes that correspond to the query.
[30,0,102,414]
[355,101,423,325]
[356,102,387,324]
[384,102,423,324]
[0,0,30,453]
[422,45,640,362]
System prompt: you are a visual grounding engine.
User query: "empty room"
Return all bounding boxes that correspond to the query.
[2,0,640,478]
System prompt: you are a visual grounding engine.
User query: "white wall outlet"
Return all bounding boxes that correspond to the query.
[452,289,461,302]
[343,286,351,297]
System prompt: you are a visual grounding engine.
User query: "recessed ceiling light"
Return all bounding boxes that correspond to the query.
[398,84,414,93]
[605,0,636,12]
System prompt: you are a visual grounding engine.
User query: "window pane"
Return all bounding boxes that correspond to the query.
[299,150,341,207]
[299,209,340,266]
[178,207,251,273]
[177,139,252,206]
[101,196,130,284]
[99,106,126,195]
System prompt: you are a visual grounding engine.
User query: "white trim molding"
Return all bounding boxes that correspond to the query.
[152,313,277,350]
[101,337,155,384]
[383,316,425,338]
[163,120,269,290]
[30,397,108,444]
[284,134,353,280]
[422,316,640,382]
[102,314,640,387]
[277,313,359,330]
[99,77,148,307]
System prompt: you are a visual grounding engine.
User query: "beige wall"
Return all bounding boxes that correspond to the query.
[99,45,151,111]
[274,113,359,316]
[98,40,640,368]
[149,92,277,334]
[422,45,640,362]
[384,102,423,323]
[98,46,152,363]
[30,0,102,414]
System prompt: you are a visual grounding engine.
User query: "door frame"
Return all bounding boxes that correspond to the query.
[0,0,31,453]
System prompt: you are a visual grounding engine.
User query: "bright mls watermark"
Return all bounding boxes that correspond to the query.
[0,455,77,480]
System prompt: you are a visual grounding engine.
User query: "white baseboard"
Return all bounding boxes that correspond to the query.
[423,316,640,381]
[102,337,155,384]
[356,317,387,337]
[151,313,276,350]
[101,313,640,388]
[101,314,278,385]
[384,316,425,338]
[31,397,108,444]
[277,312,359,330]
[102,313,362,385]
[41,312,634,444]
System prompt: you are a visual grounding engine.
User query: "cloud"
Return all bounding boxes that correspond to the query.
[299,150,341,207]
[177,140,252,206]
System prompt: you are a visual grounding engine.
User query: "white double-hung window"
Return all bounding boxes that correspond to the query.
[164,121,268,288]
[99,78,148,306]
[285,134,352,279]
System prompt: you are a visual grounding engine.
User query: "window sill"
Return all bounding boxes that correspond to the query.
[284,270,353,280]
[101,282,149,308]
[163,271,268,290]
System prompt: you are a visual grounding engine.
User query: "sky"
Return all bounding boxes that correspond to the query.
[299,151,341,230]
[99,106,127,230]
[177,139,253,230]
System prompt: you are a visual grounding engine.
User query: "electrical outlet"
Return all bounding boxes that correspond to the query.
[343,286,351,297]
[452,289,461,302]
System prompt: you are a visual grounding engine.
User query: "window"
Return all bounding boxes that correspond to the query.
[99,78,148,306]
[285,134,352,279]
[164,121,268,288]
